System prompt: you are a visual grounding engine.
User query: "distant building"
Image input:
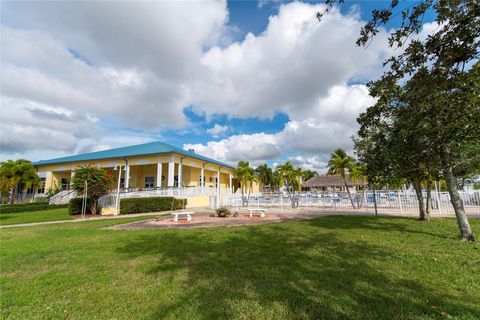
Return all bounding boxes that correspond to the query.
[301,175,362,192]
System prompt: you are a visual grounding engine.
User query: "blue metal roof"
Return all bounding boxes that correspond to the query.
[32,141,235,169]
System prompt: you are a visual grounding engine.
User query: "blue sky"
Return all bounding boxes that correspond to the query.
[1,0,437,172]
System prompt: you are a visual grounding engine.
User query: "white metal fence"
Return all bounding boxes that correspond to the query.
[228,190,480,215]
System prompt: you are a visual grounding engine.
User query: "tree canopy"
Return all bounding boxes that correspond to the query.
[322,0,479,240]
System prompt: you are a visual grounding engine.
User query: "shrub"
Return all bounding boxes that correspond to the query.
[216,206,231,217]
[119,197,187,214]
[0,202,68,214]
[68,198,95,215]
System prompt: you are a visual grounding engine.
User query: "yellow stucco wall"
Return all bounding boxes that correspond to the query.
[185,195,210,208]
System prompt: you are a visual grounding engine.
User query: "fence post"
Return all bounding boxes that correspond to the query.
[435,181,442,215]
[398,191,403,214]
[364,191,368,213]
[280,195,283,212]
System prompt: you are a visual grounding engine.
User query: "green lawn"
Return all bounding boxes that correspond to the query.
[0,208,72,225]
[1,216,479,319]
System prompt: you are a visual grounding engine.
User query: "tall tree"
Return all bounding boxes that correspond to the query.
[327,149,356,209]
[322,0,479,240]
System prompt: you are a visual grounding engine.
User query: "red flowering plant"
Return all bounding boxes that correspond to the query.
[71,164,114,214]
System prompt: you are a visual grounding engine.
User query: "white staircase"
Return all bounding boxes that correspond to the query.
[49,190,77,204]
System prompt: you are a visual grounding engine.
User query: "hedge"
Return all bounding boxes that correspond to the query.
[120,197,187,214]
[0,202,69,214]
[68,198,95,215]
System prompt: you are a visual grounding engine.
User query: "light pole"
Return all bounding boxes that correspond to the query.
[114,162,127,215]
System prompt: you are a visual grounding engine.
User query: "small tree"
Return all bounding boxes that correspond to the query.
[71,165,113,214]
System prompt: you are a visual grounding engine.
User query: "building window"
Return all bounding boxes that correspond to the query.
[26,178,46,194]
[145,176,155,188]
[38,178,46,194]
[61,178,70,190]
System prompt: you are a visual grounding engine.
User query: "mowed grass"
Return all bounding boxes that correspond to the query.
[0,208,72,225]
[1,216,479,319]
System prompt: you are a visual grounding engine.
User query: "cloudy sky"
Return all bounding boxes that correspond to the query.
[0,0,435,172]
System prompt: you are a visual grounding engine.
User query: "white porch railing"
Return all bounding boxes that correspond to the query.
[99,186,233,209]
[49,190,77,205]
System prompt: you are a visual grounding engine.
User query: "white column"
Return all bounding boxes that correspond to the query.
[229,173,233,194]
[178,158,183,188]
[124,164,130,189]
[201,165,205,188]
[70,169,75,188]
[156,160,162,188]
[216,168,221,208]
[168,154,175,187]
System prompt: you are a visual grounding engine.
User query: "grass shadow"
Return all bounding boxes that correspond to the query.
[115,217,479,319]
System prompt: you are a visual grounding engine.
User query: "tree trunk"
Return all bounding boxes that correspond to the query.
[358,185,366,209]
[412,180,426,220]
[425,183,431,221]
[90,198,97,215]
[343,176,356,209]
[442,156,475,241]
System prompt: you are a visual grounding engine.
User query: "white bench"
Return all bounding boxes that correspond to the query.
[171,211,195,222]
[247,208,266,218]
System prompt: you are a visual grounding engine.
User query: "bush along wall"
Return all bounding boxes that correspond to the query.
[0,202,69,214]
[68,198,94,215]
[120,197,187,214]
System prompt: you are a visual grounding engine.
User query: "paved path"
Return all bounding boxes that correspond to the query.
[2,207,478,229]
[106,209,480,231]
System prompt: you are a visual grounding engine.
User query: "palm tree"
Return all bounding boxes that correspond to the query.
[17,159,41,202]
[327,149,356,209]
[255,164,273,191]
[234,161,250,196]
[349,162,367,208]
[0,160,20,203]
[271,169,282,192]
[301,170,318,182]
[244,170,258,198]
[0,159,40,203]
[276,161,302,194]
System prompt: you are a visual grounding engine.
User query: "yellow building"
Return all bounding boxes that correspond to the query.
[33,141,238,195]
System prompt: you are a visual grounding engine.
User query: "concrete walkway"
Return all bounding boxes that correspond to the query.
[2,207,478,229]
[106,208,480,231]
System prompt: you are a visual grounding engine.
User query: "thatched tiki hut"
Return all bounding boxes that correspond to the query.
[301,175,362,192]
